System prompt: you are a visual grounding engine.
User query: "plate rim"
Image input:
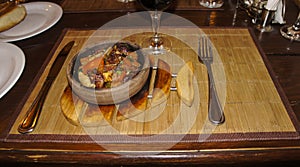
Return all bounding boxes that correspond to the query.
[0,1,63,42]
[0,43,25,98]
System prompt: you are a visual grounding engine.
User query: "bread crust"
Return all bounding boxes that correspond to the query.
[0,5,26,32]
[176,61,194,107]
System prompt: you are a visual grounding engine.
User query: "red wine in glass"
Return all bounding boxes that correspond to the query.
[138,0,174,11]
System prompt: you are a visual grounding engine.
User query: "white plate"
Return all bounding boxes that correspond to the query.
[0,43,25,98]
[0,2,62,42]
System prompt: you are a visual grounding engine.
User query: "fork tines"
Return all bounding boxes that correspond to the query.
[199,36,213,63]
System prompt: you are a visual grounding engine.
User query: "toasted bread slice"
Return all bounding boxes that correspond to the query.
[176,61,194,107]
[0,5,26,32]
[152,59,171,104]
[116,78,150,121]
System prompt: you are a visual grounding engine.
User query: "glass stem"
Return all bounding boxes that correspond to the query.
[150,10,162,38]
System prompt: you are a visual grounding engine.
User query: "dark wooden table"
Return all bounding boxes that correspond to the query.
[1,0,300,166]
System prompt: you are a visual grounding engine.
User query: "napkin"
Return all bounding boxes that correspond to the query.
[265,0,286,24]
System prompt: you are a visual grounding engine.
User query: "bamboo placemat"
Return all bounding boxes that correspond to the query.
[6,28,300,143]
[61,0,222,13]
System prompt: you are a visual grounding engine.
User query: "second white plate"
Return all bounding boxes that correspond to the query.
[0,2,63,42]
[0,42,25,98]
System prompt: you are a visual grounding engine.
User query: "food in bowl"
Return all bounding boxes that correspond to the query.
[67,41,150,105]
[78,42,142,89]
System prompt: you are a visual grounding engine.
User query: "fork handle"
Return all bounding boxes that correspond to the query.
[208,82,225,124]
[207,65,225,124]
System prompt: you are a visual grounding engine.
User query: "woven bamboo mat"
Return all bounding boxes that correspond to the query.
[61,0,222,13]
[6,28,300,143]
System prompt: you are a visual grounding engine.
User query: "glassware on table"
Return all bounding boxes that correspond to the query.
[117,0,136,14]
[280,0,300,41]
[256,8,275,32]
[137,0,175,54]
[199,0,224,8]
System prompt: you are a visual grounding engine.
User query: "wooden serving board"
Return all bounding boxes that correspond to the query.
[60,57,175,126]
[7,28,300,143]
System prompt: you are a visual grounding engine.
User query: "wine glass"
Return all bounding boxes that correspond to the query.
[137,0,175,54]
[280,0,300,42]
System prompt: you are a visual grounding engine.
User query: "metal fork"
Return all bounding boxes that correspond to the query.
[199,37,225,124]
